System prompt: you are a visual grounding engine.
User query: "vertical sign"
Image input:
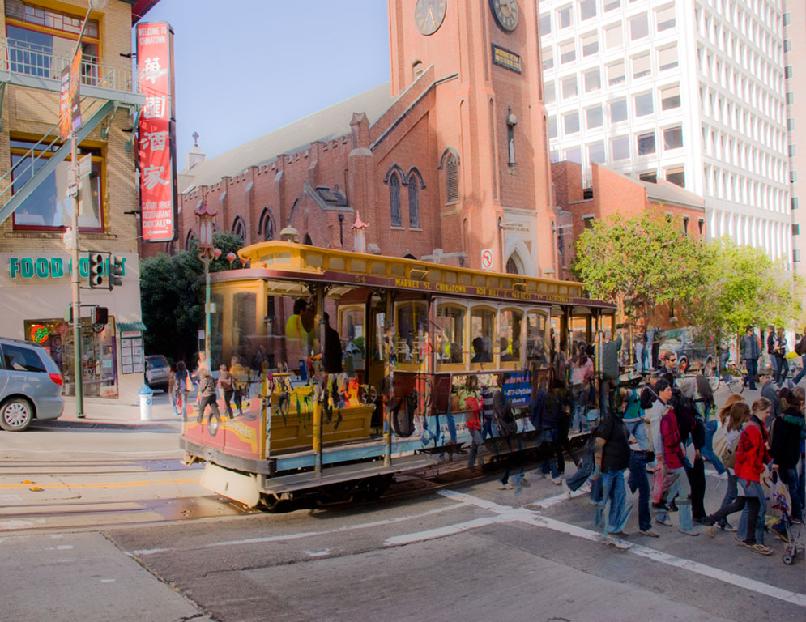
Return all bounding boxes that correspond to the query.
[58,50,82,139]
[137,22,177,243]
[58,65,72,140]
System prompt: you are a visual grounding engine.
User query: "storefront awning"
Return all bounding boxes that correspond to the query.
[118,321,147,332]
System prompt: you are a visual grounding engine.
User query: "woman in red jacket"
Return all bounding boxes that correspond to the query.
[703,398,774,555]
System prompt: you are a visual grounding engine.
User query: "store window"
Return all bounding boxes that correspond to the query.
[663,125,683,150]
[526,312,548,365]
[637,131,656,155]
[607,60,625,85]
[396,301,429,363]
[470,307,495,364]
[435,304,465,365]
[586,105,603,129]
[612,135,630,160]
[499,309,522,363]
[11,139,103,231]
[5,0,100,84]
[610,98,628,122]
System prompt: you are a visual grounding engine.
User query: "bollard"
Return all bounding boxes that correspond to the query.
[139,385,153,421]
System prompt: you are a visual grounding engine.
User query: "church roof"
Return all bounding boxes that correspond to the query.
[182,84,395,190]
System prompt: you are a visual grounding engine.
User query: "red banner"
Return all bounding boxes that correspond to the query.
[137,22,176,243]
[58,50,81,139]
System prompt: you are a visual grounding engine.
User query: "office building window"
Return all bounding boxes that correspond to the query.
[605,23,623,49]
[604,1,620,12]
[658,45,678,71]
[544,80,555,104]
[586,105,603,128]
[580,0,596,20]
[558,4,573,29]
[793,224,800,236]
[793,197,799,210]
[637,131,656,155]
[661,84,680,110]
[584,67,601,92]
[610,98,628,122]
[550,150,559,163]
[635,91,654,116]
[588,141,605,164]
[562,75,578,98]
[581,31,598,56]
[607,60,625,85]
[548,116,557,138]
[630,13,648,40]
[632,52,650,79]
[663,125,683,150]
[564,111,580,134]
[787,92,794,105]
[785,65,792,79]
[539,13,552,36]
[666,166,685,187]
[560,40,575,64]
[656,5,675,32]
[566,146,582,164]
[639,171,657,183]
[542,47,553,70]
[612,135,630,160]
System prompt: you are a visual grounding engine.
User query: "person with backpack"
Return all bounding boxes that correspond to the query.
[703,399,774,555]
[623,385,658,537]
[711,395,746,531]
[770,388,804,524]
[591,393,632,538]
[494,386,522,490]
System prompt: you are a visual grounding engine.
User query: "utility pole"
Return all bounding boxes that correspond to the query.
[70,124,83,418]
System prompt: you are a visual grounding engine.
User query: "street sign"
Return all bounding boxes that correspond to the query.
[481,248,494,271]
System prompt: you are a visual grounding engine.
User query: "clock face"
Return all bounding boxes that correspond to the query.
[490,0,519,32]
[415,0,447,36]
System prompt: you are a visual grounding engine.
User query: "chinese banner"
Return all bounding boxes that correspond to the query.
[58,65,71,140]
[137,22,177,243]
[59,50,82,140]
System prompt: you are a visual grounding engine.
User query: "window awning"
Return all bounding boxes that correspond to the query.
[118,321,147,332]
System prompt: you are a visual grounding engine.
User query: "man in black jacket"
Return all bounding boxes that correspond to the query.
[741,327,760,390]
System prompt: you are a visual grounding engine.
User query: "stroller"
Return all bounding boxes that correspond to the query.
[764,470,804,565]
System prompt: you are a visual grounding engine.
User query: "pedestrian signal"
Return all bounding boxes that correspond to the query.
[93,306,109,326]
[109,256,124,290]
[88,252,104,288]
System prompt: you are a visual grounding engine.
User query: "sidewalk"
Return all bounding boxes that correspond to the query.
[56,391,182,429]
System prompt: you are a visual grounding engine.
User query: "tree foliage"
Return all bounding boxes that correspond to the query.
[140,232,244,362]
[692,237,802,341]
[574,213,705,323]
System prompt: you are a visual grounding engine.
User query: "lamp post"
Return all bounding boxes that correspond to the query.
[195,201,219,364]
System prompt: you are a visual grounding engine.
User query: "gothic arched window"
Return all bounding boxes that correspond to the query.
[407,168,424,228]
[185,230,196,249]
[440,149,460,204]
[232,216,246,241]
[389,172,402,227]
[258,208,274,240]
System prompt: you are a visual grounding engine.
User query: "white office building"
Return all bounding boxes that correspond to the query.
[539,0,791,264]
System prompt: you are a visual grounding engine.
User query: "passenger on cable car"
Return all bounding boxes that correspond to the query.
[472,336,492,363]
[322,313,343,374]
[284,298,316,373]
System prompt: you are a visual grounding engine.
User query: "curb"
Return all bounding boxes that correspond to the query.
[35,419,181,432]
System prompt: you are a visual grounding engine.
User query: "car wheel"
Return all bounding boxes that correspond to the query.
[0,398,34,432]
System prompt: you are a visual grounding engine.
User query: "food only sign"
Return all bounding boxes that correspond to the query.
[8,256,127,280]
[137,22,177,243]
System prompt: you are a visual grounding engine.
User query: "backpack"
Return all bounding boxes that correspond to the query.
[713,424,740,468]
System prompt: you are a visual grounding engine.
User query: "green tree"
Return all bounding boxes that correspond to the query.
[693,238,802,343]
[140,232,245,362]
[574,213,705,324]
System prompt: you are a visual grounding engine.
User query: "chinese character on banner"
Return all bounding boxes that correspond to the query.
[137,22,176,243]
[58,49,82,139]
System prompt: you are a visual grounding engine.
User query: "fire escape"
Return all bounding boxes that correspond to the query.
[0,36,144,224]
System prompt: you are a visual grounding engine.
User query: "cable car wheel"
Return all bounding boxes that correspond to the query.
[259,493,293,513]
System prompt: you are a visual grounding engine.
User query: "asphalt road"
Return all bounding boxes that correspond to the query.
[1,383,804,621]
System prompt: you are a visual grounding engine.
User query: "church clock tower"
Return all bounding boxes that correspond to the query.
[387,0,554,276]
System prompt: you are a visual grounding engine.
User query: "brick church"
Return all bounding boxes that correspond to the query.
[153,1,556,277]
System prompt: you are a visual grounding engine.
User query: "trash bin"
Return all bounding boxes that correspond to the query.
[139,385,153,421]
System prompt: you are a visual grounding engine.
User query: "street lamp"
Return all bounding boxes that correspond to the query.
[195,200,220,365]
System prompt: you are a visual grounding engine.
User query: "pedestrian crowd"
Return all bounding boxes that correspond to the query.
[167,352,248,421]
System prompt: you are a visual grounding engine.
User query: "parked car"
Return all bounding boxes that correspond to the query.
[0,338,64,431]
[144,355,170,391]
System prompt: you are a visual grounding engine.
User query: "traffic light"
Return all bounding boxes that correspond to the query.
[93,306,109,326]
[88,252,104,288]
[109,256,124,290]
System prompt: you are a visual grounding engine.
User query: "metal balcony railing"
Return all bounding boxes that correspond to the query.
[0,37,136,94]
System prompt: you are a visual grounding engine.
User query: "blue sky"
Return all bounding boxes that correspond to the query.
[142,0,391,161]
